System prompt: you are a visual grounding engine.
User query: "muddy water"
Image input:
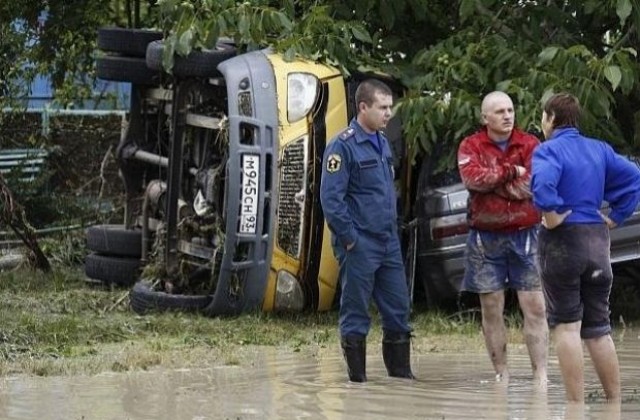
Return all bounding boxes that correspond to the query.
[1,330,639,420]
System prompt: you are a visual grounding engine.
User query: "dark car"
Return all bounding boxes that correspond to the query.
[413,159,640,309]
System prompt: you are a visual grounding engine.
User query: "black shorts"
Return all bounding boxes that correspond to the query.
[538,224,613,339]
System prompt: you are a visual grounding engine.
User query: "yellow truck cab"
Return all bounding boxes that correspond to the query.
[259,53,345,312]
[247,54,406,313]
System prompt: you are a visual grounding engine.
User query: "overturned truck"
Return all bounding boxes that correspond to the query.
[93,28,410,315]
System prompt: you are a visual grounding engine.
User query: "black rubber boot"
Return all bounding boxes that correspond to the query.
[382,330,415,379]
[341,335,367,382]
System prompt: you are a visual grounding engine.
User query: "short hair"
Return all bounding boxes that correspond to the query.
[481,91,513,115]
[355,79,392,109]
[543,93,581,129]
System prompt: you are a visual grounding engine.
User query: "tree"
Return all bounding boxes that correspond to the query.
[0,1,159,109]
[3,0,640,169]
[152,0,640,171]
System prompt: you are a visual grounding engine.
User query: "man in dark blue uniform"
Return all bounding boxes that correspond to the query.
[320,79,414,382]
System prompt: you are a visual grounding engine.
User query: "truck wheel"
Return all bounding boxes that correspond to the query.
[96,56,161,85]
[85,253,141,287]
[86,224,144,258]
[145,40,236,77]
[129,281,213,314]
[98,27,163,57]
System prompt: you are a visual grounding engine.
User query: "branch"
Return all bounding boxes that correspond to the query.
[0,174,51,272]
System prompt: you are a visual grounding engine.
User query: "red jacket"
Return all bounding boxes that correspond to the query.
[457,127,540,232]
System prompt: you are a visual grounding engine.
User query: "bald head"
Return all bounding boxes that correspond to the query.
[481,91,513,114]
[480,91,515,141]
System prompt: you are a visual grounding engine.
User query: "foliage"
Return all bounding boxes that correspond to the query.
[394,0,640,170]
[39,230,88,266]
[0,0,159,110]
[0,113,123,228]
[3,0,640,170]
[153,0,640,172]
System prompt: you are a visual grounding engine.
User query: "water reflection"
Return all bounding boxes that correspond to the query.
[0,330,638,419]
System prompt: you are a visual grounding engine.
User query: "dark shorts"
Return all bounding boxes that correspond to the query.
[462,227,541,293]
[538,224,613,339]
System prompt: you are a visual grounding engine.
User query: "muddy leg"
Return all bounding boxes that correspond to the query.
[554,322,584,402]
[517,290,548,384]
[585,334,620,401]
[480,291,508,380]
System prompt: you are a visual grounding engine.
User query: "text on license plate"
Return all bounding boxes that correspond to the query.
[239,154,259,233]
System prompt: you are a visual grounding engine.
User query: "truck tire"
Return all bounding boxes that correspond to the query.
[96,55,161,85]
[145,40,236,77]
[98,27,163,57]
[86,224,144,258]
[129,281,213,314]
[85,253,141,287]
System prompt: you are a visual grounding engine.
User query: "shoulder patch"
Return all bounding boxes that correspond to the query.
[339,128,355,141]
[326,153,342,173]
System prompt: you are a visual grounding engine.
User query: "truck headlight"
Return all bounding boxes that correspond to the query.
[275,270,305,311]
[287,73,318,123]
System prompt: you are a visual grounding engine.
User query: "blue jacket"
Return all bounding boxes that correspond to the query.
[320,119,397,247]
[531,127,640,225]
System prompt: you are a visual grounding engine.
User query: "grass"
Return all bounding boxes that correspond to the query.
[0,266,494,377]
[2,264,636,377]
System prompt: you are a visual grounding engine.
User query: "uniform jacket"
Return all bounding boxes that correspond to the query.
[320,119,397,247]
[457,127,540,232]
[532,127,640,226]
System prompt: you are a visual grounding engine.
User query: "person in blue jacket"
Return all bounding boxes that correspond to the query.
[531,92,640,402]
[320,79,413,382]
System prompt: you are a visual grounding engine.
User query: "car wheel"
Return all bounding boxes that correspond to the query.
[98,27,163,57]
[84,253,141,287]
[96,56,162,85]
[129,281,213,315]
[145,40,236,77]
[86,224,145,258]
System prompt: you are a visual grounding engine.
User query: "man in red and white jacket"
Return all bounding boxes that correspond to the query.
[457,91,548,385]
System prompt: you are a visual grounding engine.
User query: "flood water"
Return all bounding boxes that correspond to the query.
[1,330,639,420]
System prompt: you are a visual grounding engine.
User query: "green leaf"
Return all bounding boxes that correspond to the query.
[176,28,193,55]
[277,13,293,31]
[203,21,220,48]
[238,14,249,36]
[604,65,622,91]
[351,25,372,44]
[283,47,296,62]
[616,0,632,26]
[618,65,634,94]
[162,35,177,74]
[594,89,612,116]
[379,1,395,29]
[459,0,476,23]
[540,89,555,107]
[496,80,511,91]
[537,46,559,64]
[584,0,599,14]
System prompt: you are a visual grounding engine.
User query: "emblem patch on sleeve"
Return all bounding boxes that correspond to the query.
[326,154,342,173]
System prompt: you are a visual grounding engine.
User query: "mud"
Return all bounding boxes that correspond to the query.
[1,329,639,419]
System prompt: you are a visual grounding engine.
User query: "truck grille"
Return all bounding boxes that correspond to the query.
[277,137,307,257]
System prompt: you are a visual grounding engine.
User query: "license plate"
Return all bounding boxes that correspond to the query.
[239,154,260,233]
